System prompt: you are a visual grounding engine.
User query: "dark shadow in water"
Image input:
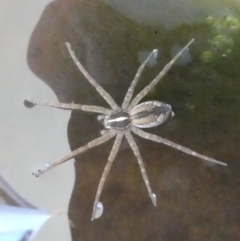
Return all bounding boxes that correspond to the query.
[27,0,240,240]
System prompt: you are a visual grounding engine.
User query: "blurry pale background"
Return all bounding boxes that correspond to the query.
[0,1,73,241]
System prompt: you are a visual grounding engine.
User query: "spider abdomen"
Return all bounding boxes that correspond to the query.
[130,101,172,128]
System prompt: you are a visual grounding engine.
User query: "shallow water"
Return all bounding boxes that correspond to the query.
[27,0,240,240]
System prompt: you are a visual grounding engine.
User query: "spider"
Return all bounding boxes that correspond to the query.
[26,38,227,220]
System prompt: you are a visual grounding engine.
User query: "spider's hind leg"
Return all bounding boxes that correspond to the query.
[132,126,227,166]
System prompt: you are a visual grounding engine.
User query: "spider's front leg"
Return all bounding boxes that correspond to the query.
[24,98,112,115]
[66,42,119,110]
[33,130,117,177]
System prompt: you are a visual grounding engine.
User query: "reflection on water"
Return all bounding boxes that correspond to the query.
[27,0,240,240]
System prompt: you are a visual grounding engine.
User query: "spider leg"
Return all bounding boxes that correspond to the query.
[92,133,124,220]
[125,131,157,207]
[122,49,158,109]
[33,130,117,177]
[129,39,194,110]
[25,98,111,115]
[66,42,119,110]
[132,126,227,166]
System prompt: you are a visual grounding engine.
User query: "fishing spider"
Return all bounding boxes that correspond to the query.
[26,38,227,220]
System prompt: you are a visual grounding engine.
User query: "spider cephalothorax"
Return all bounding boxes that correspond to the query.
[26,38,227,220]
[104,110,131,130]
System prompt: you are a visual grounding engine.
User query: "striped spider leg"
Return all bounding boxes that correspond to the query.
[26,38,227,221]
